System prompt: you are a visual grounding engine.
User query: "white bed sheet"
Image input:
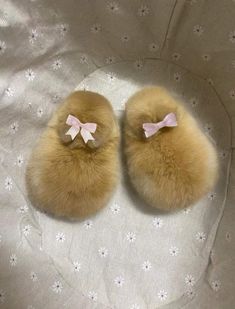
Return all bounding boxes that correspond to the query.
[0,1,235,308]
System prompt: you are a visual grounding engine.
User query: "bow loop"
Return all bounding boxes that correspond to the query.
[65,114,97,143]
[82,122,97,133]
[143,113,177,138]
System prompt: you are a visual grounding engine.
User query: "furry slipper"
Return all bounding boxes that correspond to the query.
[26,91,120,218]
[124,87,218,211]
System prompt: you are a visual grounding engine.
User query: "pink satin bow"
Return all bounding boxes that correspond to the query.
[143,113,177,138]
[65,114,97,143]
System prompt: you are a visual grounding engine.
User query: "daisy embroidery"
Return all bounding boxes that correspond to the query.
[195,232,206,242]
[17,204,29,214]
[29,29,38,44]
[202,54,211,61]
[142,260,152,271]
[23,225,32,236]
[225,232,231,242]
[15,154,24,167]
[193,25,204,36]
[207,78,214,86]
[158,290,168,301]
[0,40,6,54]
[219,150,228,159]
[25,69,35,81]
[58,24,69,36]
[186,288,196,299]
[185,274,195,286]
[121,34,130,43]
[52,58,62,70]
[134,60,143,70]
[73,261,81,272]
[5,87,14,97]
[183,207,191,214]
[10,122,19,134]
[30,271,38,282]
[126,232,136,243]
[98,247,108,258]
[107,72,116,82]
[37,107,43,118]
[114,276,124,287]
[110,203,120,214]
[0,290,5,303]
[138,5,150,16]
[51,281,63,293]
[174,72,181,82]
[56,232,65,242]
[80,55,88,64]
[229,30,235,43]
[105,56,116,64]
[172,53,181,61]
[149,43,159,52]
[84,220,93,229]
[208,192,216,200]
[204,123,213,133]
[229,89,235,100]
[210,250,215,259]
[169,246,179,256]
[153,217,163,228]
[5,177,13,191]
[90,23,101,34]
[189,97,199,107]
[121,98,127,109]
[211,280,221,292]
[107,2,119,12]
[79,82,89,91]
[88,291,97,302]
[52,94,60,104]
[9,254,17,266]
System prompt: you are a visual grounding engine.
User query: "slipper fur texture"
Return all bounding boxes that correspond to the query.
[26,91,120,218]
[124,87,218,211]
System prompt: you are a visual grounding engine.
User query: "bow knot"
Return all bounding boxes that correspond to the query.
[65,114,97,143]
[143,113,177,138]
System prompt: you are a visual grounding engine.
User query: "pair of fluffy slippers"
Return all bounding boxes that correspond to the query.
[26,87,218,219]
